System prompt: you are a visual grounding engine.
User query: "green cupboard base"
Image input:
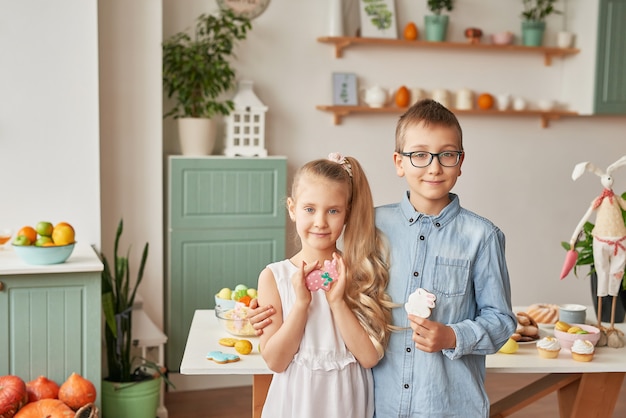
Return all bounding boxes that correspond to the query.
[101,377,161,418]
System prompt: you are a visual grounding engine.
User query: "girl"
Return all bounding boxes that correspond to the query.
[257,153,393,418]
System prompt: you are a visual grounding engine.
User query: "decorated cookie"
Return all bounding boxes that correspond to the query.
[207,350,240,364]
[404,288,436,318]
[305,259,339,292]
[218,337,239,347]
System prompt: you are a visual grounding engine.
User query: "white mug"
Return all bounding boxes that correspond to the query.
[557,31,575,48]
[496,94,511,111]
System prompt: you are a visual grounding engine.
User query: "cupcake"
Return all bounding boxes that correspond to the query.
[571,339,594,362]
[536,336,561,358]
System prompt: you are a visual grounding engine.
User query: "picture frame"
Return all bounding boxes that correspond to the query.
[359,0,398,39]
[332,73,358,106]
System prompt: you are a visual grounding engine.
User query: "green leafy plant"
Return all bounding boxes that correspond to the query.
[101,219,173,386]
[427,0,454,15]
[521,0,561,22]
[162,9,252,119]
[561,192,626,291]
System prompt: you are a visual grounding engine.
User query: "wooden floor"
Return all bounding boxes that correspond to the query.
[165,373,626,418]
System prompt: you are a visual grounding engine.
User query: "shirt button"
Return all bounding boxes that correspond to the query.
[420,235,425,240]
[409,218,414,223]
[406,347,411,353]
[404,384,410,389]
[435,222,441,227]
[413,272,418,277]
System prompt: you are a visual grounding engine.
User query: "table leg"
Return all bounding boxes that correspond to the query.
[567,372,625,418]
[252,374,272,418]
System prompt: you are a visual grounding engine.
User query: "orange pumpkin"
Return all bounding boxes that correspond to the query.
[14,399,74,418]
[26,376,60,403]
[58,374,96,411]
[403,22,418,40]
[395,86,411,107]
[0,375,28,418]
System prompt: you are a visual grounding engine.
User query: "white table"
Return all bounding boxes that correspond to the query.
[181,308,626,418]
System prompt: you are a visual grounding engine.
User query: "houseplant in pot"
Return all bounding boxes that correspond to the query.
[162,8,252,156]
[561,191,626,325]
[101,219,172,418]
[519,0,561,46]
[424,0,454,42]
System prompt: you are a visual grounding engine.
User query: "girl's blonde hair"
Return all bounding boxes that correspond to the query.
[292,156,394,355]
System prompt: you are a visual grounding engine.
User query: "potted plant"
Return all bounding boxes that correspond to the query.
[101,219,172,418]
[561,192,626,324]
[162,8,252,155]
[519,0,561,46]
[424,0,454,42]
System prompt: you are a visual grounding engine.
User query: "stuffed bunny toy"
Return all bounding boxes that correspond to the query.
[561,155,626,348]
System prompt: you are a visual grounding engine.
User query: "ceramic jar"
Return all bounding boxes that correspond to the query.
[360,85,388,108]
[431,88,450,108]
[455,88,474,110]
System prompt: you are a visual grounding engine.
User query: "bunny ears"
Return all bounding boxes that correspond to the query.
[572,155,626,180]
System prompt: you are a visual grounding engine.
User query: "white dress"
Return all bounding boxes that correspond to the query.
[261,260,374,418]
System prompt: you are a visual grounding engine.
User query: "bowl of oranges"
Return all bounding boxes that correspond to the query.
[12,222,76,265]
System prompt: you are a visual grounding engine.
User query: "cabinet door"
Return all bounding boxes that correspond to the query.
[169,157,287,229]
[166,228,285,370]
[594,0,626,113]
[0,273,101,401]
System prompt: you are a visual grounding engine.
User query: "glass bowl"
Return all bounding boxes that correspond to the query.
[215,304,256,337]
[12,242,76,265]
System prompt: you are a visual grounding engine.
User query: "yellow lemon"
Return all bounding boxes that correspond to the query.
[234,339,253,355]
[52,223,75,246]
[498,338,519,354]
[555,321,571,332]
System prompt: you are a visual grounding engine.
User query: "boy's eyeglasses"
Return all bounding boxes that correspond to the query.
[399,151,464,168]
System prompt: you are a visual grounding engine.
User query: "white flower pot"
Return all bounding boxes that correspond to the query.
[178,117,217,156]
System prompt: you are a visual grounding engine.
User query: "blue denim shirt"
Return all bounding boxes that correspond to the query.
[373,192,516,418]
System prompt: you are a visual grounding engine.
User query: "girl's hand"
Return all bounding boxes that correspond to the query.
[407,315,457,352]
[325,252,347,308]
[292,261,317,307]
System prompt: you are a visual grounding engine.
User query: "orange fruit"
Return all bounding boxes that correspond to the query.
[403,22,418,41]
[395,86,410,107]
[17,226,37,245]
[477,93,495,110]
[52,223,75,246]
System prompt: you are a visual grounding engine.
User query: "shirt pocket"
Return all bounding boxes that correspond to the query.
[431,256,470,297]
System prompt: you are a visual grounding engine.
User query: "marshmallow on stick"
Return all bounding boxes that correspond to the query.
[404,288,436,318]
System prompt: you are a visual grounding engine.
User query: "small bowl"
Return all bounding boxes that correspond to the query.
[554,323,601,350]
[214,295,236,310]
[12,242,76,265]
[492,31,514,45]
[537,99,556,111]
[215,304,256,337]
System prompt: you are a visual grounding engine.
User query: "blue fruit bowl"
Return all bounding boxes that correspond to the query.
[12,242,76,265]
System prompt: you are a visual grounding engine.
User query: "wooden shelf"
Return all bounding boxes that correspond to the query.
[315,105,579,128]
[317,36,580,66]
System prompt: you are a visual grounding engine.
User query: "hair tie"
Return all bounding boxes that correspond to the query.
[328,152,353,177]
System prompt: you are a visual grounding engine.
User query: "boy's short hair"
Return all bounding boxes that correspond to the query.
[395,99,463,152]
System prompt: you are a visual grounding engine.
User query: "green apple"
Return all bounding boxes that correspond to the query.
[35,221,54,237]
[13,235,31,246]
[217,288,232,300]
[35,236,54,247]
[234,284,248,292]
[247,288,257,299]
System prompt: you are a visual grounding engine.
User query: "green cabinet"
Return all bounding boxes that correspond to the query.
[594,0,626,113]
[167,156,287,371]
[0,244,102,405]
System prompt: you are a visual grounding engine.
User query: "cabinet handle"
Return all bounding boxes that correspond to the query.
[0,281,3,291]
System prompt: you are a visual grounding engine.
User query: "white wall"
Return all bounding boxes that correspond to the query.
[1,0,101,246]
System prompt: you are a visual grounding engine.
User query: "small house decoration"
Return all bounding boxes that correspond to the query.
[224,80,268,157]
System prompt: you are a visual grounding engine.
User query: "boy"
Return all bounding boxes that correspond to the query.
[249,99,516,417]
[373,98,516,417]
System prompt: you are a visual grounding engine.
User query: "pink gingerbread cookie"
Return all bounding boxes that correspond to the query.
[305,259,338,292]
[404,288,436,318]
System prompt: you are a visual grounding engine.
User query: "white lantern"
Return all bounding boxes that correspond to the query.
[224,80,268,157]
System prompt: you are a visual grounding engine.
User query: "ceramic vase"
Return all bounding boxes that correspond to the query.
[328,0,343,36]
[178,117,217,156]
[590,270,626,323]
[521,20,546,47]
[424,15,449,42]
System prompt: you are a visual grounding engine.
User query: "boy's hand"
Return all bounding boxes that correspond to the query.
[407,315,457,352]
[248,299,275,336]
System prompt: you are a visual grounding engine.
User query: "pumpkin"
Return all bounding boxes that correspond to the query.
[58,374,96,411]
[26,376,60,403]
[0,375,28,418]
[14,399,74,418]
